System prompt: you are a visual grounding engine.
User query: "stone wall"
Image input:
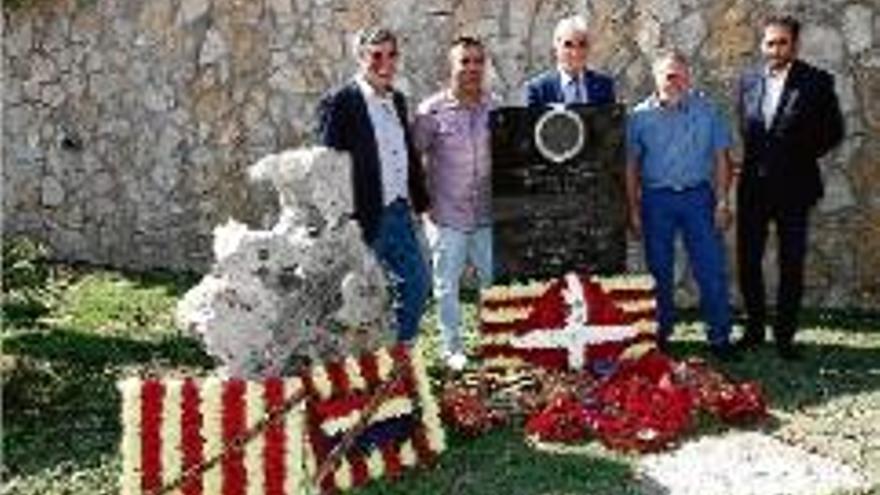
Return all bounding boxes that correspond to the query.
[3,0,879,308]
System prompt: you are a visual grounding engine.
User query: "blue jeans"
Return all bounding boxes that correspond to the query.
[430,225,493,355]
[641,185,732,346]
[370,200,430,343]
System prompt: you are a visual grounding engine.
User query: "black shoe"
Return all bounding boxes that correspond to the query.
[776,341,803,361]
[709,343,741,363]
[735,331,765,351]
[656,337,670,354]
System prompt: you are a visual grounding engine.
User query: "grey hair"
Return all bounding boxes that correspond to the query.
[553,15,590,44]
[652,47,689,72]
[351,26,398,57]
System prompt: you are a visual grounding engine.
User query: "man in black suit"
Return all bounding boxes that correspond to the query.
[735,15,844,359]
[524,15,615,106]
[317,27,431,344]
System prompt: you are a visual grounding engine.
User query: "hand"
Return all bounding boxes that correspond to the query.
[628,208,642,237]
[714,203,732,231]
[421,213,438,247]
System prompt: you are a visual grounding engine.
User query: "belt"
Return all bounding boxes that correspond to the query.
[656,182,708,193]
[385,197,410,210]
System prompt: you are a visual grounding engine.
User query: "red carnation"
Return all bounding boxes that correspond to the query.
[525,392,590,444]
[440,386,505,437]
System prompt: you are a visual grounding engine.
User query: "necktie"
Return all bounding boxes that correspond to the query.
[574,78,585,104]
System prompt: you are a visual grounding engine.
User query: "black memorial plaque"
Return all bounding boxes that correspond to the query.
[491,104,627,281]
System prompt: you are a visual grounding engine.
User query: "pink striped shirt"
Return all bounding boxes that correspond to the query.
[413,90,496,230]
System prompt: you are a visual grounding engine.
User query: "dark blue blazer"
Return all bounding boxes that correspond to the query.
[525,69,616,106]
[736,60,844,208]
[317,81,429,243]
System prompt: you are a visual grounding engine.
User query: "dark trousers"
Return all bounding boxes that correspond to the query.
[736,183,810,343]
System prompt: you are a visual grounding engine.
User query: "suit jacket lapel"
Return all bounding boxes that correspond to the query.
[769,61,802,131]
[391,91,408,129]
[551,72,564,102]
[348,81,371,134]
[583,70,597,103]
[743,70,766,129]
[348,81,381,174]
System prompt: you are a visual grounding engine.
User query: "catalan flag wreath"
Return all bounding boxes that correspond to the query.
[119,344,445,495]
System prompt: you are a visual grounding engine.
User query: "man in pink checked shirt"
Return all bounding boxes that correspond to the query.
[414,36,497,371]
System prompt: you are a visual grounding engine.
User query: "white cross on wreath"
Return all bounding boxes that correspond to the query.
[509,273,637,370]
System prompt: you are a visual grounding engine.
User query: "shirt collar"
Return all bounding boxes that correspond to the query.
[438,88,490,109]
[557,67,583,86]
[355,74,394,102]
[763,61,792,80]
[647,90,695,111]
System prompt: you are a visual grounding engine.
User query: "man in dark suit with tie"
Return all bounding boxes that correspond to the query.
[317,27,431,345]
[524,15,615,106]
[735,15,844,359]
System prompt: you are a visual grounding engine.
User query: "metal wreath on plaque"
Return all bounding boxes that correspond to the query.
[490,103,627,281]
[534,106,585,164]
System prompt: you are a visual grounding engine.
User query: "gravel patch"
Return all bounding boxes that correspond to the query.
[637,431,870,495]
[775,393,880,488]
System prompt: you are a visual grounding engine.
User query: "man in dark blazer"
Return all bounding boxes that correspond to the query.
[735,15,844,359]
[317,27,430,344]
[525,15,615,106]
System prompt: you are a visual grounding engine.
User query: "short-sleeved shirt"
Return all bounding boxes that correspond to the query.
[413,90,496,230]
[627,91,732,190]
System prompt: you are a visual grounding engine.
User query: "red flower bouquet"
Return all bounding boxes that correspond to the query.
[525,391,590,444]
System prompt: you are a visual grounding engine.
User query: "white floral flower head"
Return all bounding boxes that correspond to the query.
[212,219,250,262]
[178,145,392,377]
[249,146,354,232]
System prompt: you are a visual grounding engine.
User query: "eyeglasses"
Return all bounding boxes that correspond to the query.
[561,39,588,49]
[369,49,399,62]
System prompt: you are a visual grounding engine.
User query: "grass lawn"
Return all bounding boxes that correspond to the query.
[2,266,879,494]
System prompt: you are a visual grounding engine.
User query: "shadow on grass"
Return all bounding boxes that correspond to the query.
[676,307,880,334]
[359,429,640,495]
[125,268,201,299]
[58,262,201,300]
[1,298,52,327]
[2,328,214,479]
[3,328,213,368]
[796,308,880,333]
[3,358,122,480]
[666,339,880,412]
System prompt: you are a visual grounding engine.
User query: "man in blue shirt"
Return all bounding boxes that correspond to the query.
[626,49,737,361]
